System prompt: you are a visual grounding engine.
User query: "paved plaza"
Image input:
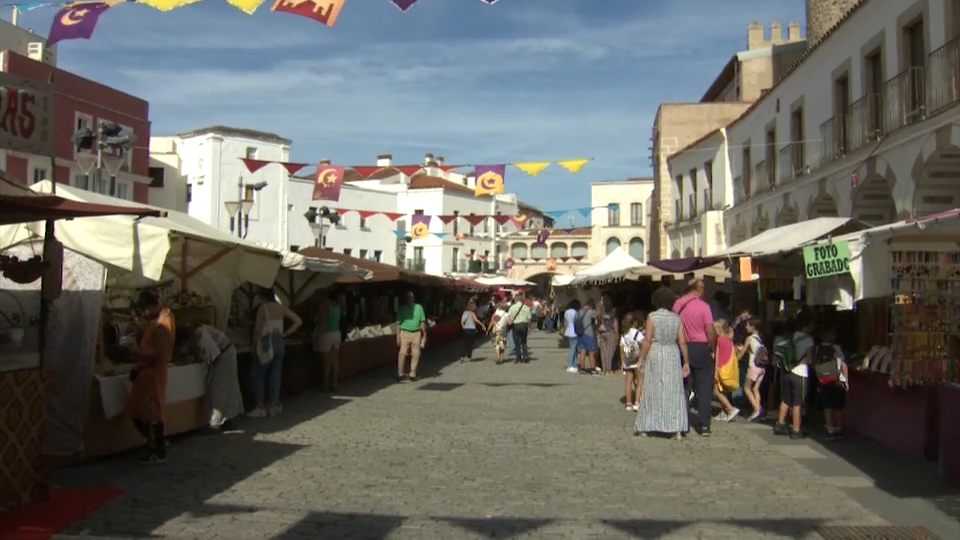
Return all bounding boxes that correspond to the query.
[52,333,960,539]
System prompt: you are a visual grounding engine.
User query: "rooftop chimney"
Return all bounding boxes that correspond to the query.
[747,21,765,50]
[436,156,445,165]
[787,21,801,41]
[376,153,392,167]
[424,152,434,165]
[770,22,783,44]
[426,160,439,167]
[319,159,331,165]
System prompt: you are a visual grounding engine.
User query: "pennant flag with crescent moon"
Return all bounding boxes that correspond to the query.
[136,0,201,11]
[513,162,551,176]
[535,229,550,245]
[47,2,118,46]
[227,0,268,14]
[390,0,419,11]
[312,164,345,201]
[474,164,505,196]
[410,215,431,240]
[270,0,347,26]
[511,214,528,227]
[557,158,592,174]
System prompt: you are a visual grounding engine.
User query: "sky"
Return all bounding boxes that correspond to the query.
[15,0,805,214]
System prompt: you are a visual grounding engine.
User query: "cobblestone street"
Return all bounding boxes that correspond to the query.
[51,333,959,539]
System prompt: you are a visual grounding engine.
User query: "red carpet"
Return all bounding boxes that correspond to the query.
[0,488,124,540]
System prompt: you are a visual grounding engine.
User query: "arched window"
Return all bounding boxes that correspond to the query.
[510,243,528,259]
[571,242,589,258]
[550,242,568,258]
[628,237,645,262]
[530,244,548,260]
[605,237,621,255]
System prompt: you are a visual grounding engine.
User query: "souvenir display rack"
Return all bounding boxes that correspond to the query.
[889,250,960,386]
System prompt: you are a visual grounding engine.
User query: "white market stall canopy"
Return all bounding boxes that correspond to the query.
[715,217,861,258]
[570,247,646,285]
[274,249,374,304]
[475,276,535,287]
[551,274,576,287]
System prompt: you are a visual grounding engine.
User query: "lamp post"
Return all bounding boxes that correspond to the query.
[71,121,138,197]
[224,199,255,238]
[304,206,339,248]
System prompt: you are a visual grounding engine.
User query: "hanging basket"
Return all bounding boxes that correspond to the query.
[0,254,43,284]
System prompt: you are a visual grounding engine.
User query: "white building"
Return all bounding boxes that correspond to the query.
[149,135,546,276]
[590,178,654,262]
[662,0,960,255]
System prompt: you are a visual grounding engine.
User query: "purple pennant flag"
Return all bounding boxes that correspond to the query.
[47,2,115,47]
[410,214,431,239]
[535,229,550,245]
[390,0,420,12]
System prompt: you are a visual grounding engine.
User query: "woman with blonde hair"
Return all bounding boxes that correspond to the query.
[713,319,741,422]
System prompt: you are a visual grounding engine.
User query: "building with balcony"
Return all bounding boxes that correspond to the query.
[649,20,809,260]
[662,0,960,248]
[590,178,654,262]
[504,227,593,281]
[1,31,151,203]
[665,129,734,257]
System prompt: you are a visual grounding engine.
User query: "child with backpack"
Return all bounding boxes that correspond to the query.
[774,313,814,439]
[739,317,767,421]
[814,326,849,440]
[713,320,740,422]
[620,311,645,411]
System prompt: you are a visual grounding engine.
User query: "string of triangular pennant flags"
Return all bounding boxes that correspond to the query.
[11,0,512,48]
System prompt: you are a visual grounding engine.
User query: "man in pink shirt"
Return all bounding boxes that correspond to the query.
[673,278,717,436]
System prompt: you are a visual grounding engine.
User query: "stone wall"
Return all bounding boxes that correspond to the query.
[805,0,861,46]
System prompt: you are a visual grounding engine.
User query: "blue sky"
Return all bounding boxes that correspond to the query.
[15,0,804,213]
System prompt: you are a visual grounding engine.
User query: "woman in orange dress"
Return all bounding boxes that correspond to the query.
[125,289,175,464]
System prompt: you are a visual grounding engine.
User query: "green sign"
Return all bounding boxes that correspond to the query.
[802,241,851,279]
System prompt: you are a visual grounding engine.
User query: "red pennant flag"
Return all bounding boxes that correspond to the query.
[241,158,270,173]
[358,210,378,219]
[560,257,569,263]
[281,162,308,175]
[463,215,487,226]
[438,164,463,173]
[270,0,347,27]
[437,215,457,224]
[573,256,583,262]
[394,165,423,177]
[492,215,512,226]
[382,212,404,221]
[478,255,487,261]
[352,166,382,178]
[313,164,345,201]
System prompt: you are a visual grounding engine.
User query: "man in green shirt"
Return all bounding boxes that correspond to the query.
[396,291,427,381]
[507,293,533,363]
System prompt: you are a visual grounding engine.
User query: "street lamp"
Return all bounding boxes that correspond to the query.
[71,121,138,197]
[224,199,256,238]
[304,206,339,247]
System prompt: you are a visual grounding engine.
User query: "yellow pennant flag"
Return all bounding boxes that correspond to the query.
[475,165,506,196]
[227,0,268,13]
[136,0,202,11]
[513,162,551,176]
[557,159,592,174]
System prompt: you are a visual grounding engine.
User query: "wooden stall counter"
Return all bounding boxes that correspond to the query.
[940,383,960,488]
[846,370,940,460]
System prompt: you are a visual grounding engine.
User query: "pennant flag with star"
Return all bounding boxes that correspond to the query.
[312,164,345,201]
[513,162,551,176]
[228,0,268,14]
[270,0,347,26]
[137,0,201,11]
[410,215,431,240]
[390,0,419,12]
[47,2,118,47]
[474,165,505,196]
[557,158,592,174]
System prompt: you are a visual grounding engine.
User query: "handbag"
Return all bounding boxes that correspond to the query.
[257,331,274,365]
[717,345,740,391]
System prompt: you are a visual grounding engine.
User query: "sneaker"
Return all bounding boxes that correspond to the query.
[773,423,791,436]
[700,428,711,437]
[724,408,740,422]
[625,405,633,411]
[138,453,167,465]
[593,367,602,374]
[247,407,267,418]
[713,412,730,422]
[566,367,579,373]
[632,404,639,412]
[268,404,282,416]
[410,375,419,382]
[789,429,806,440]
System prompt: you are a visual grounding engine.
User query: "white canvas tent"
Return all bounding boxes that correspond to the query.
[570,247,646,285]
[274,249,374,304]
[715,217,858,258]
[475,276,535,287]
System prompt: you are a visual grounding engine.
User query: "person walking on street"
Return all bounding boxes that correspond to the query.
[507,293,533,363]
[673,278,717,436]
[459,301,486,363]
[489,301,509,364]
[578,299,600,375]
[396,291,427,381]
[562,299,582,373]
[598,292,620,374]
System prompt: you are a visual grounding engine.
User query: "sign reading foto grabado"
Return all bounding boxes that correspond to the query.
[802,240,851,279]
[0,73,53,156]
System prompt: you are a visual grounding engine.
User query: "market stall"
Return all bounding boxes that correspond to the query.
[0,187,160,513]
[802,210,960,478]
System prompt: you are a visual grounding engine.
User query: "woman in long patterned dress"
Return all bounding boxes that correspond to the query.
[635,287,691,440]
